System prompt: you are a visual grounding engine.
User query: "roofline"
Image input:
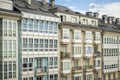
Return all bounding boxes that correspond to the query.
[0,10,22,17]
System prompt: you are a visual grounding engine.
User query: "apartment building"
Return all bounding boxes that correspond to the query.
[99,16,120,80]
[13,0,61,80]
[0,0,21,80]
[0,0,120,80]
[52,8,103,80]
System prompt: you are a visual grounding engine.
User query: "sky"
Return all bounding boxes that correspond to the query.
[47,0,120,18]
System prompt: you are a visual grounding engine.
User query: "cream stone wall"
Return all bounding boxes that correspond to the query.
[0,0,13,10]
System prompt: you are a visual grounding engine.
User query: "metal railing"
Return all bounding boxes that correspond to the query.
[61,52,70,58]
[94,51,101,57]
[35,66,47,73]
[72,66,82,71]
[83,65,93,69]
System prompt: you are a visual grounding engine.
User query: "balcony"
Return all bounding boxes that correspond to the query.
[72,66,82,71]
[94,78,102,80]
[94,51,101,58]
[35,66,47,76]
[61,52,70,59]
[83,65,93,69]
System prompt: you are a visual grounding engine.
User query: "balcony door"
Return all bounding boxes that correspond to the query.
[61,45,67,53]
[74,60,79,67]
[37,77,42,80]
[37,59,42,68]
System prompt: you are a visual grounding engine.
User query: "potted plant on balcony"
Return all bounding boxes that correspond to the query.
[60,50,64,58]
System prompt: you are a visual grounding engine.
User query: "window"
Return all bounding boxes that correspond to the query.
[23,38,27,48]
[44,21,48,33]
[61,62,70,71]
[94,32,100,41]
[39,39,43,49]
[29,58,33,67]
[34,20,38,29]
[73,30,81,40]
[13,72,16,78]
[82,19,88,25]
[28,19,33,28]
[39,21,43,33]
[13,61,16,71]
[62,29,69,39]
[84,60,89,67]
[3,19,17,36]
[13,40,16,57]
[8,40,12,58]
[50,75,54,80]
[4,62,7,72]
[9,61,12,71]
[8,21,12,36]
[13,21,17,36]
[54,22,58,34]
[29,77,33,80]
[45,39,48,48]
[23,78,28,80]
[72,17,77,23]
[85,46,92,54]
[96,60,100,67]
[85,74,92,80]
[4,73,7,79]
[54,57,58,66]
[73,76,81,80]
[29,38,33,48]
[34,39,38,48]
[9,72,12,78]
[49,39,53,49]
[54,40,57,48]
[54,74,58,80]
[29,58,33,71]
[49,57,53,67]
[85,31,92,40]
[49,22,53,34]
[60,15,66,22]
[3,19,7,36]
[72,46,81,54]
[23,18,27,28]
[4,40,7,58]
[23,58,28,71]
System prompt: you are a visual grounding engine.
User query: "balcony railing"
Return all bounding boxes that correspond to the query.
[94,78,102,80]
[72,66,82,71]
[83,65,93,69]
[35,66,47,73]
[61,52,70,59]
[94,51,101,57]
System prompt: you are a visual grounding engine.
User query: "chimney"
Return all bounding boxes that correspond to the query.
[102,15,108,23]
[116,18,120,25]
[50,0,55,6]
[94,12,99,18]
[27,0,31,5]
[108,17,113,24]
[42,0,46,5]
[111,17,115,22]
[86,12,93,17]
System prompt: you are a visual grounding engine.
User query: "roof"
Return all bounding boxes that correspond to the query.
[0,7,21,17]
[59,22,101,30]
[14,0,59,18]
[98,19,120,33]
